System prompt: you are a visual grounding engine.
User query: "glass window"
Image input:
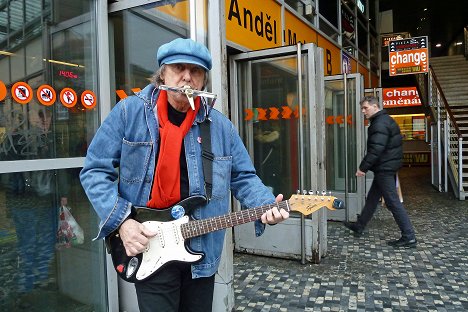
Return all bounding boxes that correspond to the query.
[368,0,376,30]
[324,78,358,193]
[357,20,368,55]
[369,30,379,66]
[50,21,99,158]
[0,0,97,161]
[318,0,338,27]
[0,168,106,311]
[52,0,93,24]
[341,6,355,44]
[10,47,26,82]
[285,0,316,24]
[235,54,310,200]
[109,2,190,104]
[319,17,339,42]
[392,114,426,141]
[26,38,43,76]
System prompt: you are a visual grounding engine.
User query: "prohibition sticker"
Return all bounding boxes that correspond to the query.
[37,85,57,106]
[0,81,6,101]
[60,87,77,108]
[81,90,97,109]
[12,82,33,104]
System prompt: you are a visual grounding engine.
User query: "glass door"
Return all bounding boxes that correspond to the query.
[230,44,324,205]
[324,74,365,222]
[229,43,327,262]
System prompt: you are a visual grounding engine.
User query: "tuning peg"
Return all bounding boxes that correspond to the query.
[302,190,307,195]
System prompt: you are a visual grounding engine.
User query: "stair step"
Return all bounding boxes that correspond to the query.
[450,106,468,110]
[441,85,468,92]
[437,76,468,83]
[434,69,468,76]
[431,55,467,62]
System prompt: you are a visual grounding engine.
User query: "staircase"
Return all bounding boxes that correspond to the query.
[430,55,468,198]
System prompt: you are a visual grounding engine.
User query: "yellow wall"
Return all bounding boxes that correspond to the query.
[225,0,373,84]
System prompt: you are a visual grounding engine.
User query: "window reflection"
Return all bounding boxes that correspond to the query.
[285,0,316,23]
[109,2,190,105]
[0,168,104,311]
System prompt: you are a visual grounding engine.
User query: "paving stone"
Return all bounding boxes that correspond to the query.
[233,167,468,311]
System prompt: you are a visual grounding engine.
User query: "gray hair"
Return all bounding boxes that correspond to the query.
[150,64,209,88]
[360,96,379,106]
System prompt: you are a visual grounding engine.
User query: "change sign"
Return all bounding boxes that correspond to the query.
[389,36,428,76]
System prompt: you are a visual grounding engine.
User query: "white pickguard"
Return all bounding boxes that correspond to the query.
[135,216,202,280]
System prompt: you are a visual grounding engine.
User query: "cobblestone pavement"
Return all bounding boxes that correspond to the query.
[233,167,468,311]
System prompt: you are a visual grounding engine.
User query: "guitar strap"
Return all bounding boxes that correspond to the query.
[200,118,213,201]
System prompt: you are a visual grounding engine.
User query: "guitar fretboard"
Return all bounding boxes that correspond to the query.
[180,201,290,239]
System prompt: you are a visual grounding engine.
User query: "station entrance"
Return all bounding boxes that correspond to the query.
[229,44,366,263]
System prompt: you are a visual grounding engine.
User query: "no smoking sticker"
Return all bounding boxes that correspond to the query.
[12,82,33,104]
[81,90,97,109]
[37,85,57,106]
[60,87,77,108]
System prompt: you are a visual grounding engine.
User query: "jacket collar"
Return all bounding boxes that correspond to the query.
[135,84,212,123]
[369,109,386,121]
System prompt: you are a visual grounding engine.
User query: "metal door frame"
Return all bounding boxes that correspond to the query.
[324,73,365,222]
[229,43,329,263]
[230,43,323,194]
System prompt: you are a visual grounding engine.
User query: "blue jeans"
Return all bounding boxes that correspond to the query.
[358,172,415,240]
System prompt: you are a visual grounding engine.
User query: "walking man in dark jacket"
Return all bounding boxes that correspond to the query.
[344,96,417,248]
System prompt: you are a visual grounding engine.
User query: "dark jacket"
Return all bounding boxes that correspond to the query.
[359,110,403,173]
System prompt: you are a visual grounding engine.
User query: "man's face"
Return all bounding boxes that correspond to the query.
[361,102,380,119]
[161,63,206,111]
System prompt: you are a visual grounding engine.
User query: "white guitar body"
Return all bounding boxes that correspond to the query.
[135,216,203,281]
[107,194,344,283]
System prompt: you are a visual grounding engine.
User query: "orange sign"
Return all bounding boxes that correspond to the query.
[0,81,6,101]
[383,87,421,108]
[244,106,303,121]
[389,36,428,76]
[37,85,57,106]
[60,88,78,108]
[81,90,97,109]
[11,82,33,104]
[226,0,281,50]
[326,115,353,125]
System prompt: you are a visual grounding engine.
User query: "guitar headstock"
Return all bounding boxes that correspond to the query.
[287,194,345,216]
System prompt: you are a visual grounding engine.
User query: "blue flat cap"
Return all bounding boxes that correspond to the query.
[157,38,212,71]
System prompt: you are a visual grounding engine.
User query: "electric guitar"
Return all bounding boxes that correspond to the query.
[106,194,345,283]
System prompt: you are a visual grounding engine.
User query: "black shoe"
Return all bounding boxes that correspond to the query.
[343,222,364,236]
[387,237,417,248]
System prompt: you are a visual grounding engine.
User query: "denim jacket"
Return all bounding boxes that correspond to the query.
[80,84,275,278]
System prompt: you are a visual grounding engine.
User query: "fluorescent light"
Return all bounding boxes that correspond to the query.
[43,58,85,68]
[0,51,14,56]
[436,43,442,47]
[455,42,463,46]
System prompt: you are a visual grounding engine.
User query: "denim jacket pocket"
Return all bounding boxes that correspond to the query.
[211,156,232,199]
[120,138,152,183]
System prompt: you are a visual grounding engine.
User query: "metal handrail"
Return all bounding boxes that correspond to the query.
[416,63,464,197]
[464,27,468,59]
[429,66,463,139]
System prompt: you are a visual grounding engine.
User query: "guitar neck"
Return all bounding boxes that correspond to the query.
[180,200,290,239]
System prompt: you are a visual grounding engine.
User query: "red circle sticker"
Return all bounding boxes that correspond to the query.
[0,81,7,101]
[60,88,78,108]
[12,82,33,104]
[81,90,97,109]
[37,84,57,106]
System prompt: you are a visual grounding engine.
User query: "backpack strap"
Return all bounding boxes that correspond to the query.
[200,119,213,201]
